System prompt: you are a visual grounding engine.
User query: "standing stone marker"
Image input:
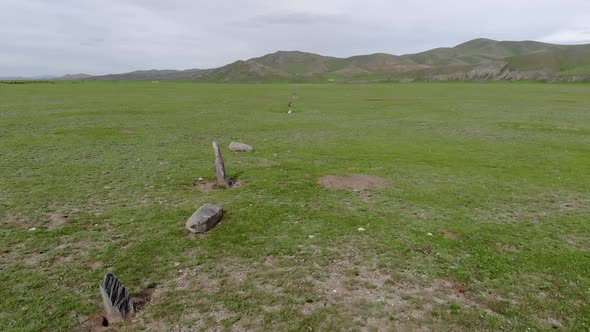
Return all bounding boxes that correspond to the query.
[100,273,133,322]
[186,203,223,233]
[212,142,229,188]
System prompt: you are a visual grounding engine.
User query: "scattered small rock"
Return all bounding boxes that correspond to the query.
[421,247,433,254]
[357,227,366,232]
[186,203,223,233]
[546,318,562,329]
[197,177,204,181]
[288,110,294,114]
[427,232,434,237]
[308,235,315,239]
[28,227,37,231]
[173,262,181,267]
[229,142,253,152]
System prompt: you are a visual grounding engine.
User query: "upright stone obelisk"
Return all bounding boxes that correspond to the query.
[100,273,133,322]
[212,142,229,188]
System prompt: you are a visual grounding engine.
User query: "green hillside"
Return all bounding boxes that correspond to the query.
[505,45,590,76]
[73,39,590,82]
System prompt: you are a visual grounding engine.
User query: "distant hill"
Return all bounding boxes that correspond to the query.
[190,39,590,83]
[1,75,57,80]
[56,73,93,80]
[81,69,209,81]
[58,39,590,82]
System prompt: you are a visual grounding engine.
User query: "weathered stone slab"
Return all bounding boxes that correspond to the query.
[229,142,253,152]
[100,273,133,322]
[186,203,223,233]
[212,142,229,188]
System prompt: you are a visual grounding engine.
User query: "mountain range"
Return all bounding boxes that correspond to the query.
[9,38,590,83]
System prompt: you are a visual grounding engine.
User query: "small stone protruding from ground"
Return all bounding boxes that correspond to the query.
[288,110,294,114]
[100,273,133,323]
[186,203,223,233]
[229,142,253,152]
[546,318,562,329]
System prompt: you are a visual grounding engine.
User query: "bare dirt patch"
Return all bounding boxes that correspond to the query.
[134,239,494,331]
[194,180,216,193]
[75,312,108,332]
[305,255,494,330]
[560,198,590,211]
[175,270,220,293]
[132,286,160,312]
[47,212,68,229]
[75,285,162,332]
[88,261,103,270]
[444,231,462,240]
[318,174,389,191]
[496,243,522,252]
[24,252,43,265]
[194,179,243,192]
[362,98,424,102]
[565,235,589,252]
[2,212,32,227]
[229,179,243,189]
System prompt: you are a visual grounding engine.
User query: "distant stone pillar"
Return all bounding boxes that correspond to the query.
[212,142,229,188]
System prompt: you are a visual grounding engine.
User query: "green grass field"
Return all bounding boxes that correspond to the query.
[1,82,589,331]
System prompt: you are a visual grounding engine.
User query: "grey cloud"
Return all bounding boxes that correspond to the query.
[1,0,589,76]
[253,12,349,25]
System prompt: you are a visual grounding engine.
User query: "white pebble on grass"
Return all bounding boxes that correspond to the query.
[358,227,366,232]
[308,235,315,239]
[427,232,434,236]
[28,227,37,231]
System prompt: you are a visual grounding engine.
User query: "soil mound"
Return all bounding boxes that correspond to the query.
[318,174,389,191]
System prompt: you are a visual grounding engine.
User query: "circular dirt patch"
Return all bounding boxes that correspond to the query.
[317,174,389,191]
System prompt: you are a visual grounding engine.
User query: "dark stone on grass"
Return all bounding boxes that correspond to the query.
[186,203,223,233]
[229,142,253,152]
[100,273,133,322]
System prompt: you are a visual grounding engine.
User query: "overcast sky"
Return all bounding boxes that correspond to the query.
[1,0,589,76]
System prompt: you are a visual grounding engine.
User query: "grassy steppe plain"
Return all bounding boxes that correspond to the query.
[1,82,589,331]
